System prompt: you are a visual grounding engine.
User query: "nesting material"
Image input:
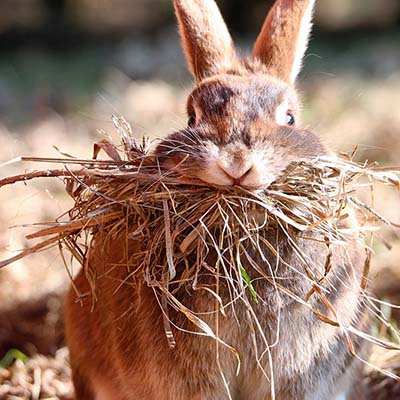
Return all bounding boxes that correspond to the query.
[1,116,400,383]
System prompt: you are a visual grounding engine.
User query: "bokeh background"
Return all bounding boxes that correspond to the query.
[0,0,399,398]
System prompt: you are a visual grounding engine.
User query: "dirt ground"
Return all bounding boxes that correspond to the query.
[1,54,400,398]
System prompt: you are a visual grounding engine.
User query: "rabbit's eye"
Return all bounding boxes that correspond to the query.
[286,112,295,126]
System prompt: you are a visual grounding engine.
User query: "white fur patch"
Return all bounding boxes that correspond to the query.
[275,99,289,125]
[290,0,316,83]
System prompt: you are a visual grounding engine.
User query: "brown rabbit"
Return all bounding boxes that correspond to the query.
[65,1,367,399]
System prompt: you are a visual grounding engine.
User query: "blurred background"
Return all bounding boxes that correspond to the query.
[0,0,399,397]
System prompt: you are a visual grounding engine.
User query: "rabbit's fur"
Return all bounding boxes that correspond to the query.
[65,1,367,399]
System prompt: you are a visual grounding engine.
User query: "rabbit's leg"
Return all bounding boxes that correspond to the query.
[70,362,126,400]
[71,367,95,400]
[93,385,127,400]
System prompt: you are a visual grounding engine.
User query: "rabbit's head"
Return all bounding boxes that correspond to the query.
[155,0,325,189]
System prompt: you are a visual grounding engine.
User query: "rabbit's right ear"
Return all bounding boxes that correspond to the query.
[174,0,237,81]
[253,0,316,84]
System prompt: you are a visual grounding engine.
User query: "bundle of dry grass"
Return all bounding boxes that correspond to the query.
[1,116,400,381]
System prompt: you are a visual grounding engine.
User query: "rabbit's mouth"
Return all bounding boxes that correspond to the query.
[155,117,327,191]
[195,170,276,191]
[156,139,295,190]
[188,144,295,190]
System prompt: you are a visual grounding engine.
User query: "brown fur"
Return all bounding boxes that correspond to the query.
[65,1,367,399]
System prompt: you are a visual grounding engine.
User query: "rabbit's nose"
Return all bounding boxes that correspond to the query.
[218,162,253,185]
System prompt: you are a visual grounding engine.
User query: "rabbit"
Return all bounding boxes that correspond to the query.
[64,1,367,399]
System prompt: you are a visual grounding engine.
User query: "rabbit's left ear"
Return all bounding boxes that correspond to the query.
[174,0,237,81]
[253,0,316,84]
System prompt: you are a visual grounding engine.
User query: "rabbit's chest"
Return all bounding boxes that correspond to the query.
[174,297,341,400]
[225,310,340,399]
[175,275,358,400]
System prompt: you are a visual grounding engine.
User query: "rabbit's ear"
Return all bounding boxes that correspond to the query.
[174,0,237,80]
[253,0,316,83]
